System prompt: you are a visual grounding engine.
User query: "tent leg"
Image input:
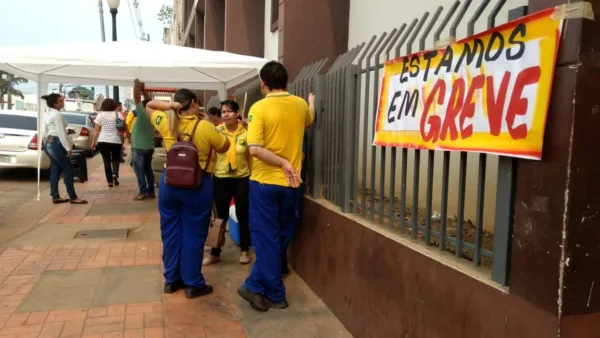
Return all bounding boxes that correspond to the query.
[36,76,49,201]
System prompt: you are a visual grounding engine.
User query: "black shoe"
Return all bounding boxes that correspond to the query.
[52,198,69,204]
[113,175,119,186]
[145,192,156,199]
[237,285,269,312]
[282,265,290,275]
[268,299,289,309]
[164,280,185,294]
[185,285,213,299]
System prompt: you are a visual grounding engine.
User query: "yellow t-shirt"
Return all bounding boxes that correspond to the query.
[150,110,226,173]
[247,92,313,187]
[214,123,250,178]
[126,111,136,132]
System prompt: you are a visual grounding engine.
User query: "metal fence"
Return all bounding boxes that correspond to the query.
[289,0,522,286]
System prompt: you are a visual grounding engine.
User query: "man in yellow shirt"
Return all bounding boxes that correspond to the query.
[238,61,314,312]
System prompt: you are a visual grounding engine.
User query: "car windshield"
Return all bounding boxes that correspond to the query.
[62,113,87,125]
[0,114,37,131]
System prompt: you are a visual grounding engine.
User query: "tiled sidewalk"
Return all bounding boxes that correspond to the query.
[0,151,351,338]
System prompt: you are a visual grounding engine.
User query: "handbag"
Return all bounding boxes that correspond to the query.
[115,111,125,131]
[206,204,227,248]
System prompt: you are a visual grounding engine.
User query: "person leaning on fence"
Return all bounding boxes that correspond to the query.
[237,61,314,312]
[203,100,252,266]
[282,93,314,275]
[144,82,230,299]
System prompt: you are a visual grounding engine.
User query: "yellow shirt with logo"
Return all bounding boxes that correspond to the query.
[247,92,313,187]
[126,111,136,132]
[150,110,226,173]
[214,123,251,178]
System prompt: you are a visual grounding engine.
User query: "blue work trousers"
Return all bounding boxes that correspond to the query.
[244,181,299,303]
[158,171,212,288]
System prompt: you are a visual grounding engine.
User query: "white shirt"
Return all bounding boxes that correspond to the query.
[44,108,71,151]
[94,111,124,144]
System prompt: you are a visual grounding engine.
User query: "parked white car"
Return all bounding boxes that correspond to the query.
[62,112,96,156]
[0,110,73,170]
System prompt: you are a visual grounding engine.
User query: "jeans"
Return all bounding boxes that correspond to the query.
[210,176,250,256]
[97,142,123,183]
[159,172,213,287]
[44,138,78,200]
[132,149,155,195]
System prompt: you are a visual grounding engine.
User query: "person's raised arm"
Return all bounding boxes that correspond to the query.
[133,79,143,105]
[307,93,315,126]
[146,100,180,114]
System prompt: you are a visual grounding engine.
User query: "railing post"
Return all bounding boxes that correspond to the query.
[309,74,326,199]
[340,64,359,212]
[491,5,526,286]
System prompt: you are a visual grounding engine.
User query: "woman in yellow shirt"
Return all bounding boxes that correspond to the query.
[203,100,252,266]
[142,81,230,299]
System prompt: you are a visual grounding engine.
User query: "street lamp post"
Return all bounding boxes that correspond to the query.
[107,0,120,102]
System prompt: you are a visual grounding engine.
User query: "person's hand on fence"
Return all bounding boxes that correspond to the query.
[308,93,315,106]
[281,160,302,188]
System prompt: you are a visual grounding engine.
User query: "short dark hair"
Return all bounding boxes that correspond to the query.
[116,102,122,106]
[41,93,62,109]
[220,100,239,113]
[259,61,288,90]
[100,98,118,111]
[207,107,221,117]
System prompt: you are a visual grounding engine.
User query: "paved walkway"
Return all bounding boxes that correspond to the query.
[0,151,351,338]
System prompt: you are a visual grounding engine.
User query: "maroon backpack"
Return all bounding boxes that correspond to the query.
[165,120,211,188]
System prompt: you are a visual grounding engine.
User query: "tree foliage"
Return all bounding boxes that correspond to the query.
[158,5,172,26]
[0,71,28,109]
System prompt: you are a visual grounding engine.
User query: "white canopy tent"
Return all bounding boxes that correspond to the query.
[0,40,268,199]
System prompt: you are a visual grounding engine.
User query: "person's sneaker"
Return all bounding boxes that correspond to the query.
[134,194,147,201]
[185,285,213,299]
[164,280,185,294]
[145,192,156,199]
[237,285,269,312]
[282,265,290,275]
[113,175,120,186]
[239,252,250,264]
[202,255,220,266]
[268,299,289,309]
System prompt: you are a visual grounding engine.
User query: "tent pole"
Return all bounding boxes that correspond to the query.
[36,75,43,201]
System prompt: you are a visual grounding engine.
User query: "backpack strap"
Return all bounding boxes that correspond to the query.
[189,119,201,139]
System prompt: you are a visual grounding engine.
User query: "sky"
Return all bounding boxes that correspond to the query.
[0,0,171,96]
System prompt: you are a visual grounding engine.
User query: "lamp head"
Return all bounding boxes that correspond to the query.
[106,0,120,9]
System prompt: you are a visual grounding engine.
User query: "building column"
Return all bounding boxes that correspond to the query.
[224,0,265,57]
[204,0,225,51]
[510,1,600,337]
